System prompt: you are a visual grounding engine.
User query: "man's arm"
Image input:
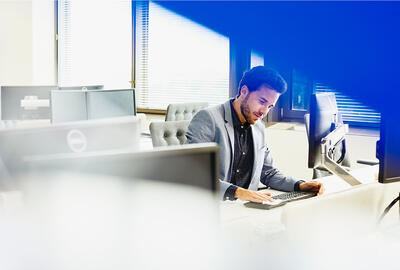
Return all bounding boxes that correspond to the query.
[186,111,285,201]
[260,147,299,191]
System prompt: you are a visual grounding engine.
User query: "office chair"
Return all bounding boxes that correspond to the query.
[165,102,208,121]
[304,113,351,179]
[149,120,190,147]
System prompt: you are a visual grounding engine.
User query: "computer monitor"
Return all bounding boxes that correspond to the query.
[308,92,342,169]
[308,93,360,185]
[377,113,400,183]
[50,89,136,123]
[24,143,219,193]
[50,90,87,123]
[0,116,141,175]
[87,89,136,119]
[57,85,104,90]
[0,85,57,120]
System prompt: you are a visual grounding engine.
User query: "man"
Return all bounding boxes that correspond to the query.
[186,66,324,202]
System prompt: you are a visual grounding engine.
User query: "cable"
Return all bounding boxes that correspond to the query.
[377,193,400,226]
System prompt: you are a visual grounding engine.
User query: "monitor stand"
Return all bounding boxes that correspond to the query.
[318,124,362,186]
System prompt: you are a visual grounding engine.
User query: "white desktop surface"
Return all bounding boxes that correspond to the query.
[139,134,153,150]
[219,165,379,240]
[317,164,378,194]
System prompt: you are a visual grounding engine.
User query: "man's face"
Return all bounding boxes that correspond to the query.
[240,85,280,125]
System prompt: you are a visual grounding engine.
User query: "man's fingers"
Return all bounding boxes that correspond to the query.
[250,192,273,203]
[262,192,271,196]
[250,193,265,203]
[318,183,325,195]
[258,193,274,202]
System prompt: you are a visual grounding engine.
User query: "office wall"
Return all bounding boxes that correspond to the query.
[0,0,55,85]
[32,0,56,84]
[0,1,33,84]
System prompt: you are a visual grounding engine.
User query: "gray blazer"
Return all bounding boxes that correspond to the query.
[186,100,298,200]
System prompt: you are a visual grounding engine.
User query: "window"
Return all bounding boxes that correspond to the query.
[283,69,381,127]
[250,50,264,68]
[135,1,229,110]
[291,69,311,111]
[313,83,381,127]
[58,0,131,88]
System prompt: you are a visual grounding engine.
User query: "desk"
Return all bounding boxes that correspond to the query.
[219,165,379,242]
[317,164,378,194]
[139,134,153,150]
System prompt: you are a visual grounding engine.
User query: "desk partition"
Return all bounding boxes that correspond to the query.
[1,85,57,120]
[50,89,136,123]
[0,116,141,177]
[24,143,219,193]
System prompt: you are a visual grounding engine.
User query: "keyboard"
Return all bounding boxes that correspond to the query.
[244,191,317,210]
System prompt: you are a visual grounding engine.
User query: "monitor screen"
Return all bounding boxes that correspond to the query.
[24,143,219,193]
[50,89,136,123]
[50,90,87,123]
[1,85,57,120]
[0,116,141,174]
[377,113,400,183]
[87,89,136,119]
[308,93,344,169]
[58,85,104,90]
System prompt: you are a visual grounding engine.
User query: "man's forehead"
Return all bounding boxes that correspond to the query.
[254,86,280,98]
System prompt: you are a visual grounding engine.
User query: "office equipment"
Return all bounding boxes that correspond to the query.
[50,90,87,123]
[24,143,219,192]
[50,89,136,123]
[58,85,104,90]
[244,191,317,209]
[1,85,57,120]
[377,113,400,183]
[308,93,360,185]
[0,116,140,175]
[87,89,136,119]
[272,191,317,202]
[165,102,208,121]
[149,120,190,147]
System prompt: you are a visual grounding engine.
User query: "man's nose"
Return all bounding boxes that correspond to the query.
[260,106,269,116]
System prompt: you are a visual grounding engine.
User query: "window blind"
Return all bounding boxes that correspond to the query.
[135,1,229,110]
[58,0,131,88]
[314,82,381,127]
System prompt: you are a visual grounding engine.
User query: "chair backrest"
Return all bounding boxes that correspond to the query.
[165,102,208,121]
[149,120,191,147]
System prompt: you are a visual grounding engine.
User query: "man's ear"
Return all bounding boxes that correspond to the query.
[240,85,249,97]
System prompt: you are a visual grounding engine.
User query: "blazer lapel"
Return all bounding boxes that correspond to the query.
[223,100,235,158]
[250,124,262,186]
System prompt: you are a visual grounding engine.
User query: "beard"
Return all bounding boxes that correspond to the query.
[240,95,255,124]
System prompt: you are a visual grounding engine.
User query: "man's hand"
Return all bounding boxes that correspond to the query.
[299,180,325,195]
[234,188,274,203]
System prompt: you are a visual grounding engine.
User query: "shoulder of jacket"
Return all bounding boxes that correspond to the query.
[254,120,267,132]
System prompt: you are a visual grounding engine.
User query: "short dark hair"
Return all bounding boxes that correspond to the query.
[237,66,287,97]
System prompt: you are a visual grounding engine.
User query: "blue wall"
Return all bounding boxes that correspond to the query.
[157,1,400,115]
